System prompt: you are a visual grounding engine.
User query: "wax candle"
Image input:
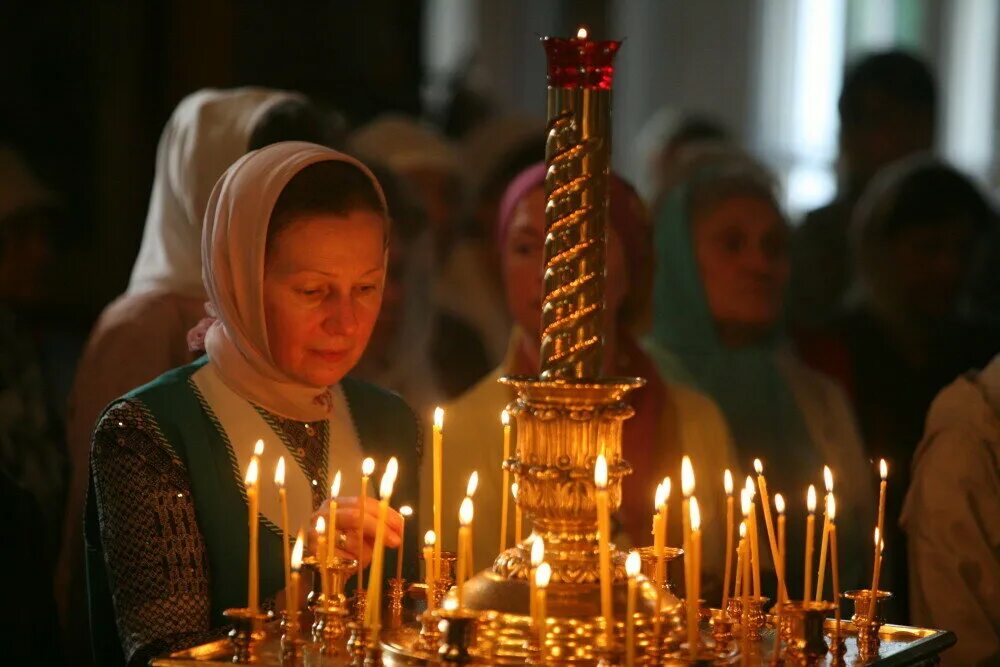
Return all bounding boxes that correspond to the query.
[274,457,290,610]
[680,456,695,613]
[754,459,786,602]
[828,494,841,647]
[815,466,833,601]
[423,530,437,604]
[867,528,884,620]
[530,536,545,621]
[652,477,670,640]
[722,469,734,612]
[804,485,816,602]
[245,455,260,612]
[328,471,341,566]
[660,476,671,548]
[358,457,375,592]
[688,498,702,658]
[868,460,888,616]
[653,482,667,591]
[433,407,444,566]
[625,550,641,667]
[500,410,512,553]
[289,530,304,633]
[745,476,761,599]
[740,522,749,633]
[595,454,613,648]
[457,497,474,608]
[774,493,786,606]
[466,472,479,568]
[315,516,327,598]
[396,505,412,581]
[734,522,746,600]
[535,562,552,654]
[366,458,398,630]
[512,482,523,544]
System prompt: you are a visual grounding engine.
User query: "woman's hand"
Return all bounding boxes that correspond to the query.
[310,496,403,569]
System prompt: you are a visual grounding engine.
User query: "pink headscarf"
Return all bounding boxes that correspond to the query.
[201,141,387,422]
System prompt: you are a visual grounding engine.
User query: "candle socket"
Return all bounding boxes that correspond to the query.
[637,545,684,595]
[353,588,368,624]
[345,621,370,667]
[388,577,406,624]
[725,598,743,630]
[279,611,305,667]
[778,601,836,666]
[222,608,269,664]
[312,606,349,658]
[710,609,735,653]
[843,589,892,660]
[437,608,479,664]
[744,597,770,642]
[418,607,443,652]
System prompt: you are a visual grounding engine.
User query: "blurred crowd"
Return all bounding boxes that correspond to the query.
[2,49,999,666]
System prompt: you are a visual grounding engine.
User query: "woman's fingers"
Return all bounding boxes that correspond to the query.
[327,498,403,548]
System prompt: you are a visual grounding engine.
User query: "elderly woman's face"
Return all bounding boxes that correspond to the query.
[264,211,386,387]
[692,195,789,334]
[502,185,627,338]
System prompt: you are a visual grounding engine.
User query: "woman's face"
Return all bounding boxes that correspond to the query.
[692,195,789,334]
[886,217,977,318]
[264,210,386,387]
[502,185,627,339]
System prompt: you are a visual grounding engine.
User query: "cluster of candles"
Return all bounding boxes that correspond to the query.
[240,407,892,656]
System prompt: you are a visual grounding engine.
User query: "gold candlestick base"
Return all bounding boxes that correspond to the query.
[744,597,770,642]
[346,621,370,667]
[278,611,304,666]
[222,608,269,664]
[312,606,349,657]
[777,601,835,666]
[417,608,443,652]
[843,589,893,661]
[353,589,368,625]
[711,609,735,653]
[388,577,406,620]
[437,608,479,664]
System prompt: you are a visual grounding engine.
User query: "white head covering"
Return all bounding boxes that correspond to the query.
[349,114,460,176]
[202,141,386,422]
[128,87,304,297]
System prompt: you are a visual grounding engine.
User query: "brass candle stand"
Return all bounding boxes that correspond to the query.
[843,589,893,661]
[223,607,270,664]
[278,611,304,667]
[311,556,357,658]
[743,597,770,643]
[776,601,836,666]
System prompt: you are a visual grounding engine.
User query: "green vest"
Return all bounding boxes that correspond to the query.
[85,357,421,666]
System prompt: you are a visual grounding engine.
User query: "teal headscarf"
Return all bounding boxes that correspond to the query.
[646,170,818,489]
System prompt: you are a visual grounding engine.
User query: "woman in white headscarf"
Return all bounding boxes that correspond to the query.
[85,142,420,666]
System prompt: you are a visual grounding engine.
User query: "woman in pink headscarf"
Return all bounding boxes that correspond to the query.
[419,163,738,595]
[85,142,419,666]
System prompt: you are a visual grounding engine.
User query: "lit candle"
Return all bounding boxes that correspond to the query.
[625,550,641,667]
[660,477,671,549]
[245,454,260,612]
[500,410,512,553]
[828,494,841,647]
[867,527,884,620]
[466,472,479,568]
[535,562,552,653]
[722,470,734,612]
[868,460,888,614]
[740,522,749,631]
[315,516,327,598]
[512,482,523,544]
[745,476,761,599]
[688,498,702,658]
[652,477,671,640]
[365,457,398,630]
[289,530,304,633]
[456,497,474,607]
[433,407,444,566]
[595,454,613,648]
[423,530,437,605]
[529,536,545,621]
[804,485,816,602]
[653,482,667,591]
[328,471,341,566]
[734,521,746,600]
[358,457,375,592]
[274,456,291,610]
[774,493,786,606]
[754,459,787,602]
[396,505,413,581]
[815,466,833,601]
[680,456,695,613]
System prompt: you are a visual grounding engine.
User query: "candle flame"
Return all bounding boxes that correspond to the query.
[577,26,588,39]
[654,481,668,509]
[379,466,395,499]
[827,494,836,521]
[424,530,436,547]
[531,536,545,567]
[724,469,733,495]
[681,455,695,497]
[536,561,553,588]
[807,485,817,513]
[254,439,264,457]
[459,496,474,526]
[662,476,671,499]
[501,409,510,426]
[400,505,413,518]
[385,456,399,484]
[316,515,326,535]
[245,458,259,486]
[753,458,763,475]
[625,550,642,578]
[774,493,785,514]
[595,454,608,489]
[362,457,375,477]
[690,497,702,531]
[744,475,755,496]
[274,456,285,487]
[291,530,305,570]
[879,459,888,480]
[740,487,751,516]
[739,521,747,538]
[511,482,519,499]
[331,471,342,499]
[442,595,459,611]
[467,471,479,497]
[433,406,444,429]
[824,465,834,492]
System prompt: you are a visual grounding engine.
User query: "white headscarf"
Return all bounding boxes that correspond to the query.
[202,141,386,422]
[128,87,304,297]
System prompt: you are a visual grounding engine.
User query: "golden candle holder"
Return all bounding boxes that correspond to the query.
[710,609,735,653]
[777,601,836,666]
[843,589,893,661]
[353,588,368,625]
[223,607,270,664]
[345,621,370,667]
[437,608,480,664]
[743,597,770,643]
[309,556,356,658]
[278,611,304,667]
[636,545,684,595]
[388,577,406,624]
[417,607,443,653]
